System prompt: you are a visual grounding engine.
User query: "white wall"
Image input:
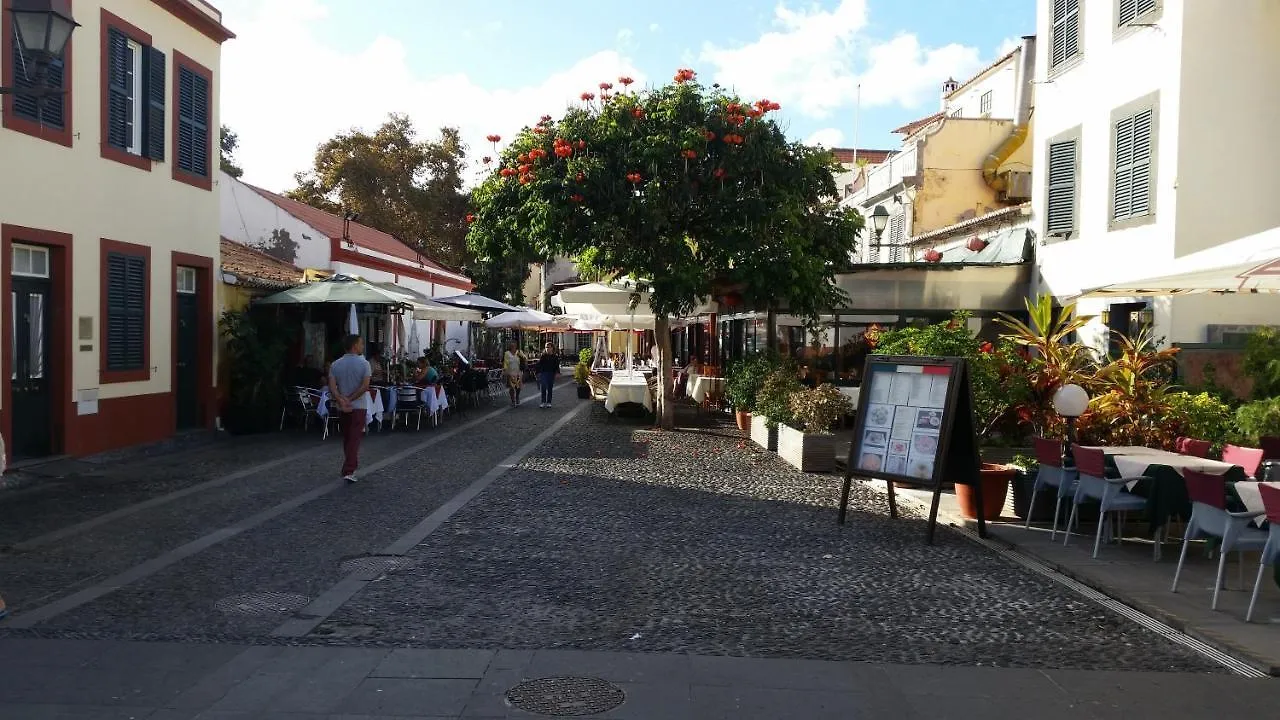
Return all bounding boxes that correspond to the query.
[220,173,329,270]
[1031,0,1186,345]
[945,54,1018,120]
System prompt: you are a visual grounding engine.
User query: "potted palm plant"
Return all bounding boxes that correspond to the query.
[778,384,854,472]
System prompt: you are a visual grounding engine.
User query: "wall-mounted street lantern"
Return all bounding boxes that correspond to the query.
[0,0,79,99]
[869,204,890,241]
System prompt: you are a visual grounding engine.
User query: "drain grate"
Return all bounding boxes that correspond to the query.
[506,676,625,716]
[339,555,412,576]
[214,592,311,616]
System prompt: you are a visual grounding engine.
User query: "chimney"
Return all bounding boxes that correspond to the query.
[1013,35,1036,128]
[940,77,959,111]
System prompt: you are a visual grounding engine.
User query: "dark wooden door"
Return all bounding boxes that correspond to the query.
[11,277,54,459]
[175,289,200,429]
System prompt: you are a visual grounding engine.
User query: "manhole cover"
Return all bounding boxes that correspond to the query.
[214,592,311,616]
[339,555,411,576]
[506,676,625,716]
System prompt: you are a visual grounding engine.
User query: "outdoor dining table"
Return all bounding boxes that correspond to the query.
[381,385,449,419]
[690,376,725,404]
[318,388,385,427]
[604,372,652,413]
[1106,451,1247,533]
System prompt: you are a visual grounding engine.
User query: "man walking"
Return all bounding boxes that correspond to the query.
[536,342,560,408]
[328,334,372,483]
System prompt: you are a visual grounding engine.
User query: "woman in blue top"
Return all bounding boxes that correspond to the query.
[412,357,439,387]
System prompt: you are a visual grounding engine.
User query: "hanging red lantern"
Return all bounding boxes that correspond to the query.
[966,237,988,252]
[924,249,943,263]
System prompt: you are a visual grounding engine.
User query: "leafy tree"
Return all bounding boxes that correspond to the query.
[467,69,862,428]
[291,115,471,268]
[220,125,244,178]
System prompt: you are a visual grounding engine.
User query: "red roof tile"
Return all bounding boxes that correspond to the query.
[892,111,945,136]
[243,183,462,277]
[220,237,303,288]
[831,148,893,166]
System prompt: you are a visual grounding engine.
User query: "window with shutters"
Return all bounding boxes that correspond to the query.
[1,5,73,146]
[100,10,164,170]
[1049,0,1082,73]
[100,241,150,382]
[172,51,214,191]
[887,215,906,262]
[1117,0,1160,30]
[1109,94,1159,230]
[1045,132,1080,239]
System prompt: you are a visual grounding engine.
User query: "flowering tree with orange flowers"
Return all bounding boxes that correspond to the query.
[467,68,862,428]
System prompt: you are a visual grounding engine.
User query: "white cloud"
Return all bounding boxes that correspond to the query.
[995,36,1021,56]
[649,23,661,33]
[805,128,845,148]
[700,0,983,118]
[216,0,644,191]
[616,28,635,49]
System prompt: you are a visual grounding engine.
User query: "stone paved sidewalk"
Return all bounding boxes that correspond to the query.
[0,639,1274,719]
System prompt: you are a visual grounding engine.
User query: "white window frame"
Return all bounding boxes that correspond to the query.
[126,38,144,155]
[11,244,51,278]
[1050,0,1083,73]
[979,91,992,116]
[176,266,198,294]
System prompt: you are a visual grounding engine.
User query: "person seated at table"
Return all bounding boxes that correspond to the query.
[412,357,439,387]
[368,344,388,384]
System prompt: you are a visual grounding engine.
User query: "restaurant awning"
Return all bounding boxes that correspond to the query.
[253,275,409,306]
[1081,225,1280,297]
[368,281,485,321]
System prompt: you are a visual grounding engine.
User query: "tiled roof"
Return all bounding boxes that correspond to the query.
[909,203,1031,244]
[220,237,303,289]
[831,148,893,166]
[242,183,461,277]
[892,111,945,135]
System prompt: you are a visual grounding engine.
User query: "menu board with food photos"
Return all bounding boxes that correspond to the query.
[837,355,986,544]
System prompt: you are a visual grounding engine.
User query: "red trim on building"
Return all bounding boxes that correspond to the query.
[171,50,214,191]
[99,238,153,384]
[67,391,175,456]
[1,224,74,464]
[150,0,236,43]
[1,0,75,148]
[99,8,154,171]
[172,251,216,428]
[330,244,474,291]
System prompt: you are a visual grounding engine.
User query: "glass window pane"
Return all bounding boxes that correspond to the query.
[28,293,43,379]
[12,247,30,275]
[31,249,48,277]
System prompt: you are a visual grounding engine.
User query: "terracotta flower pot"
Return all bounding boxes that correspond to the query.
[735,410,752,432]
[956,463,1013,520]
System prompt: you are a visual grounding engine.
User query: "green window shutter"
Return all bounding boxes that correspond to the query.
[106,252,147,371]
[142,46,166,161]
[106,29,133,150]
[177,66,209,176]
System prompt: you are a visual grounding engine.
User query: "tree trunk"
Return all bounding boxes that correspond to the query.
[766,305,778,353]
[655,315,676,430]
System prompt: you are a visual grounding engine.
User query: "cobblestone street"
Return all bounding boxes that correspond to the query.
[0,389,1275,717]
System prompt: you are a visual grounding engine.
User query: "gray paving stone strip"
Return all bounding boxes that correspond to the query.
[5,383,573,630]
[272,399,589,638]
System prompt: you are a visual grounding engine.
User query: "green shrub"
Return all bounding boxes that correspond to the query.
[578,347,593,367]
[1163,391,1238,452]
[1235,397,1280,445]
[725,352,778,412]
[1243,327,1280,399]
[756,365,803,429]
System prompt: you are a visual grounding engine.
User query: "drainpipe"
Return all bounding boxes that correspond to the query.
[982,35,1037,193]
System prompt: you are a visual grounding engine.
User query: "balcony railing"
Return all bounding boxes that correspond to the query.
[845,144,918,208]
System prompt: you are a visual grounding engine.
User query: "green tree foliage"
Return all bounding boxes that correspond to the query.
[1243,327,1280,399]
[220,125,243,178]
[466,69,862,427]
[291,115,471,268]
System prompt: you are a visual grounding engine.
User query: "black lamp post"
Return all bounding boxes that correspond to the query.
[0,0,79,99]
[869,204,890,244]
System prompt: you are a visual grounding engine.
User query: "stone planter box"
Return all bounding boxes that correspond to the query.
[750,414,777,451]
[777,424,836,473]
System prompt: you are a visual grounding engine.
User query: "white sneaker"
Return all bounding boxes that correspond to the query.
[344,474,358,483]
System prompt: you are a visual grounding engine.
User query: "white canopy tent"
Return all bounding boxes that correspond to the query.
[485,307,562,330]
[1082,226,1280,297]
[552,282,711,374]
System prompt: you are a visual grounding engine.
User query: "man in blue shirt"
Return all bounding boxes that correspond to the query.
[328,334,372,483]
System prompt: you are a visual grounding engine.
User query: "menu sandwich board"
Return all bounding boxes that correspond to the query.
[836,355,986,544]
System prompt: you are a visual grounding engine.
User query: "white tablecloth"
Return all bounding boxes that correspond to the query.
[318,389,384,426]
[691,376,724,404]
[1113,454,1238,490]
[1082,445,1181,457]
[1231,481,1280,527]
[605,375,652,413]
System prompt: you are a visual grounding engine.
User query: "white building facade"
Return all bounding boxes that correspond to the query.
[1032,0,1280,348]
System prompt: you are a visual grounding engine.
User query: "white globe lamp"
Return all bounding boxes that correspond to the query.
[1052,383,1089,450]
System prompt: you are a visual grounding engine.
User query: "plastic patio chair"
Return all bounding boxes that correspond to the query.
[1172,469,1268,610]
[1025,437,1079,541]
[1175,436,1212,459]
[392,387,425,431]
[1222,444,1265,480]
[1246,484,1280,622]
[1066,445,1152,558]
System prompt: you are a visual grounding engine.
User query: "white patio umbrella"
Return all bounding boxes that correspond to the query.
[485,307,561,330]
[346,304,359,335]
[1082,226,1280,296]
[408,321,421,357]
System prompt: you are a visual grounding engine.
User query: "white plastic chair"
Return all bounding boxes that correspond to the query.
[1245,484,1280,621]
[1066,445,1151,559]
[1172,469,1269,610]
[1025,437,1079,541]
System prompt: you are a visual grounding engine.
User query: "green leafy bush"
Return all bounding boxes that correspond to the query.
[725,352,778,412]
[573,363,590,384]
[756,365,803,429]
[788,384,854,434]
[1243,328,1280,399]
[1163,391,1238,452]
[1235,397,1280,445]
[578,347,593,367]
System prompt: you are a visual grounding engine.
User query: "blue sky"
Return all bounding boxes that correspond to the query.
[215,0,1034,190]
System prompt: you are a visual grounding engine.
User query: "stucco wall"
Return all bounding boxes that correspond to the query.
[0,0,223,408]
[220,173,330,270]
[946,56,1018,120]
[915,119,1013,235]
